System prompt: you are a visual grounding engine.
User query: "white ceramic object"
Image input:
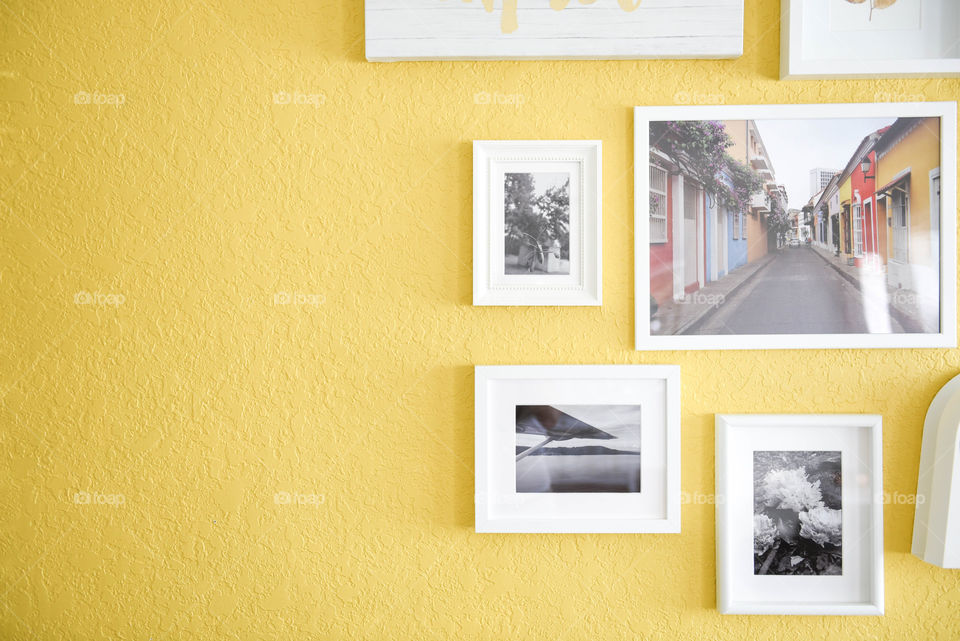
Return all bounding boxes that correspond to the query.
[913,373,960,568]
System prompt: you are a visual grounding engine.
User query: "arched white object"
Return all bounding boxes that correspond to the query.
[913,373,960,568]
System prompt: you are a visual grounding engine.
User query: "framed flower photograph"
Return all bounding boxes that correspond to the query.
[716,414,884,615]
[474,141,601,306]
[475,365,680,533]
[635,102,957,350]
[781,0,960,79]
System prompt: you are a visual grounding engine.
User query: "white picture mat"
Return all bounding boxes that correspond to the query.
[474,141,601,306]
[490,159,582,289]
[634,102,958,351]
[829,0,921,32]
[475,365,680,533]
[782,0,960,78]
[716,415,884,615]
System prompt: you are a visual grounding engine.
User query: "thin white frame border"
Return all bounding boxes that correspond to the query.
[781,0,960,79]
[715,414,884,616]
[475,365,681,533]
[474,140,602,306]
[634,102,958,351]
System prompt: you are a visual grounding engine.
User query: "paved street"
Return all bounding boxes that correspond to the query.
[690,247,904,335]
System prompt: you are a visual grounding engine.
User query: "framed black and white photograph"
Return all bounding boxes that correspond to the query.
[635,102,957,350]
[716,414,884,615]
[475,365,679,533]
[474,141,601,306]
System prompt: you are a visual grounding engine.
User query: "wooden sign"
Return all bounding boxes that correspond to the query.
[365,0,744,62]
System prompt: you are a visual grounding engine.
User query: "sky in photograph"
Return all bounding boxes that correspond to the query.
[754,117,897,210]
[525,171,569,195]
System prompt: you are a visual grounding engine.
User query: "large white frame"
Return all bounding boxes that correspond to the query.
[475,365,680,533]
[366,0,744,62]
[781,0,960,79]
[635,102,958,350]
[715,414,884,616]
[474,141,601,306]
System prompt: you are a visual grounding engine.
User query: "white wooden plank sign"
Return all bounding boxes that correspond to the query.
[365,0,744,62]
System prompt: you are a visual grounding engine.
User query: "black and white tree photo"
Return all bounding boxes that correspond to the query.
[504,172,570,275]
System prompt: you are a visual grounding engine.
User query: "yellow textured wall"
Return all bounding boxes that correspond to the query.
[2,1,959,639]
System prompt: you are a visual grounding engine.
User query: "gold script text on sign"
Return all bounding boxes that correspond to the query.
[454,0,643,34]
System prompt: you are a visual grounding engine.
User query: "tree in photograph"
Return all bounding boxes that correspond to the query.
[767,195,792,247]
[650,120,764,220]
[722,153,764,216]
[651,120,733,201]
[505,175,570,270]
[504,173,537,256]
[536,181,570,259]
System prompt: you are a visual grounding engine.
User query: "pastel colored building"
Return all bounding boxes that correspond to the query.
[835,127,890,267]
[812,172,841,253]
[649,119,780,308]
[723,119,777,264]
[649,148,707,305]
[874,117,942,293]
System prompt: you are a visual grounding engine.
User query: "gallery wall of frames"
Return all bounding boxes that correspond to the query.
[8,1,960,639]
[429,0,960,625]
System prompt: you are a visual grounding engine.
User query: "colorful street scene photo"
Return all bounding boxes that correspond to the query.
[648,116,942,336]
[754,450,843,576]
[515,405,641,493]
[504,172,571,275]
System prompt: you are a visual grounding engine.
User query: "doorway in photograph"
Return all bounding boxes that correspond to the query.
[503,172,571,276]
[515,404,641,493]
[753,450,842,576]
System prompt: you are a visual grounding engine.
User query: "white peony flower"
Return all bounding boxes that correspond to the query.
[759,467,824,513]
[754,513,778,555]
[799,506,842,547]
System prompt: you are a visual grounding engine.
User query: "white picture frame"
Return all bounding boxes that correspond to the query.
[716,414,884,616]
[635,102,957,350]
[475,365,680,533]
[366,1,744,62]
[474,141,601,306]
[781,0,960,79]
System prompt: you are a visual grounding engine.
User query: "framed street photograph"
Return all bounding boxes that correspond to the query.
[635,102,957,350]
[781,0,960,79]
[475,365,680,533]
[474,141,601,306]
[716,414,883,615]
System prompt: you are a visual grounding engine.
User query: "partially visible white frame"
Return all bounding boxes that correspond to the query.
[474,141,601,306]
[634,102,958,350]
[475,365,680,533]
[781,0,960,79]
[912,372,960,568]
[716,414,884,616]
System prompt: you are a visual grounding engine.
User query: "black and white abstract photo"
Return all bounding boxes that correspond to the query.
[504,172,570,275]
[515,405,641,493]
[753,450,842,576]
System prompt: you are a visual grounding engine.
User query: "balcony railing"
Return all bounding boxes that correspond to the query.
[750,192,770,212]
[750,154,771,171]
